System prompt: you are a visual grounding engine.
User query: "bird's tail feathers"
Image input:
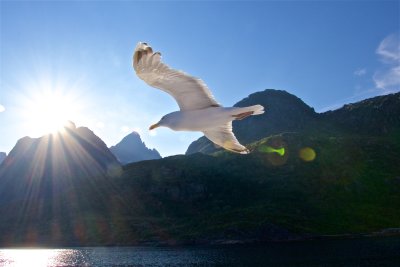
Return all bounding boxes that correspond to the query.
[239,104,264,115]
[231,105,264,120]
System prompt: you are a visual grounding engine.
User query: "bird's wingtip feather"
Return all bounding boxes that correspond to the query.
[135,42,150,51]
[240,149,250,154]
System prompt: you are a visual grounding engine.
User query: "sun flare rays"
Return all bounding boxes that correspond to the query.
[14,75,87,137]
[20,89,82,135]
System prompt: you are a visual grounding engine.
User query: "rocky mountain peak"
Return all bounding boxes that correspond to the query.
[186,89,318,155]
[0,123,121,185]
[110,132,161,164]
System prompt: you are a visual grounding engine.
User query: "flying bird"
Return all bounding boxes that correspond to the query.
[133,42,264,154]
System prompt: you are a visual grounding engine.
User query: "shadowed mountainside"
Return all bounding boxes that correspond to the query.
[0,152,5,165]
[0,91,399,246]
[0,132,398,246]
[322,93,400,136]
[110,132,161,164]
[0,122,121,202]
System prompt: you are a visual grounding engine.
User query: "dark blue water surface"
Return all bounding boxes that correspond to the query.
[0,237,399,266]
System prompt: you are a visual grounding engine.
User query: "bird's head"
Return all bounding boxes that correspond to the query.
[149,114,172,130]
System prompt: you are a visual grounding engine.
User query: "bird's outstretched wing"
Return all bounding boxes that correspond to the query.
[133,42,221,111]
[203,122,249,154]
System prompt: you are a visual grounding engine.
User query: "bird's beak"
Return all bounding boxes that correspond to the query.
[149,123,160,130]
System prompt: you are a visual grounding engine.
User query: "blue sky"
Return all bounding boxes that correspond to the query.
[0,0,399,157]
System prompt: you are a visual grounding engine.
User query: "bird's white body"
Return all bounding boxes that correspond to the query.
[165,107,238,131]
[165,106,263,131]
[133,42,265,154]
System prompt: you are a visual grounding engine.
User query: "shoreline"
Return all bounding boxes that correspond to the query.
[1,229,399,248]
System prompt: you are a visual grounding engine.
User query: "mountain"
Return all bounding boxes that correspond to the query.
[0,122,121,202]
[186,90,400,154]
[322,92,400,135]
[109,132,161,164]
[186,89,319,154]
[0,122,122,246]
[1,132,398,246]
[0,92,399,246]
[0,152,5,165]
[117,133,400,244]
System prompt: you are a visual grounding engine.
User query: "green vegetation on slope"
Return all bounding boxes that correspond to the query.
[1,133,398,246]
[111,133,400,243]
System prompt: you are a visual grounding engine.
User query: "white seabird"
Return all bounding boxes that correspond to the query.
[133,42,264,154]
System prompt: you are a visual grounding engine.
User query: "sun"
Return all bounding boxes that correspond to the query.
[29,90,75,133]
[19,85,84,136]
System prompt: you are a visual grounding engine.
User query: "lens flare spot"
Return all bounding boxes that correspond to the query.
[258,145,285,156]
[299,147,316,162]
[257,136,288,166]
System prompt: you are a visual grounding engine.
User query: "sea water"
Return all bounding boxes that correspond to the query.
[0,237,399,267]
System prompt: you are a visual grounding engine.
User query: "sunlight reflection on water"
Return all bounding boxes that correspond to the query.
[0,249,88,267]
[0,247,221,267]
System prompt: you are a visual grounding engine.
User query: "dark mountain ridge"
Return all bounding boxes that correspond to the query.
[322,92,400,135]
[186,90,400,154]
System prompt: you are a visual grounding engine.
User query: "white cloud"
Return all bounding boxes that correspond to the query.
[376,33,400,63]
[373,66,400,90]
[324,33,399,112]
[0,104,4,112]
[354,68,367,76]
[373,33,400,92]
[120,125,130,133]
